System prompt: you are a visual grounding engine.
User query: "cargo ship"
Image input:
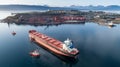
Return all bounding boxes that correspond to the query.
[29,30,79,57]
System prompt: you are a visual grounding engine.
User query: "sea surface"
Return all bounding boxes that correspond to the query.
[0,10,120,67]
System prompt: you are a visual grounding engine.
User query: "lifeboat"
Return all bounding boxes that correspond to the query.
[29,50,40,57]
[12,31,16,35]
[29,30,79,57]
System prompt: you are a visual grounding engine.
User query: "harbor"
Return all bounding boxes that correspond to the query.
[2,10,120,26]
[1,0,120,66]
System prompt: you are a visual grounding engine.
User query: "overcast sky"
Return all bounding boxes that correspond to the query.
[0,0,120,7]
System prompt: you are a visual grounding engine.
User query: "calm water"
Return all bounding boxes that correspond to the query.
[1,11,120,67]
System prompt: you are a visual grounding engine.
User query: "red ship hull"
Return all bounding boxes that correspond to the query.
[29,30,79,57]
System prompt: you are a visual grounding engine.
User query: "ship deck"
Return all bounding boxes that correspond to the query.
[31,31,63,49]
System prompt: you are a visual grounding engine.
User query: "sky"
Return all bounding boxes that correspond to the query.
[0,0,120,7]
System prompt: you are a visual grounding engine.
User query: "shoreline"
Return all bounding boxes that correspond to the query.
[2,10,120,25]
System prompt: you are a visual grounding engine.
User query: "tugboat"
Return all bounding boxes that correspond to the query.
[29,30,79,58]
[29,49,40,57]
[12,31,16,35]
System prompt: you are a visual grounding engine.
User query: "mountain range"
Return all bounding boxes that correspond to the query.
[70,5,120,10]
[0,5,120,10]
[0,5,71,10]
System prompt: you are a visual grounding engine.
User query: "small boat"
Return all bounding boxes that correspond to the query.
[29,50,40,57]
[12,31,16,35]
[108,21,114,27]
